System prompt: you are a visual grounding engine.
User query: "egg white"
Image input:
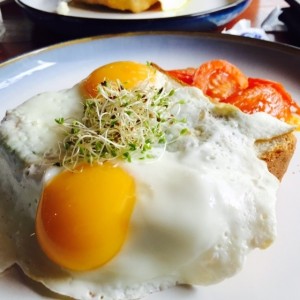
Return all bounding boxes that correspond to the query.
[0,69,294,300]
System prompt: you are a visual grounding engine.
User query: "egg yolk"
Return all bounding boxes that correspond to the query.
[36,163,136,271]
[81,61,155,98]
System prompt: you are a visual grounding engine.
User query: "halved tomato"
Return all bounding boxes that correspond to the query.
[191,60,248,101]
[167,67,196,85]
[168,60,300,125]
[221,78,300,123]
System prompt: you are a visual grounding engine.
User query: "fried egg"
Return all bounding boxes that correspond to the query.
[0,61,294,300]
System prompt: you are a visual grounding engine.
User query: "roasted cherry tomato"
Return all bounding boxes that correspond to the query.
[221,78,300,123]
[191,60,248,101]
[167,68,196,85]
[168,60,300,126]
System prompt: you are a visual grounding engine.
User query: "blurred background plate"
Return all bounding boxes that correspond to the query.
[15,0,251,37]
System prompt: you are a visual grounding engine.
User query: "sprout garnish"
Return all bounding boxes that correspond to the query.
[55,79,188,168]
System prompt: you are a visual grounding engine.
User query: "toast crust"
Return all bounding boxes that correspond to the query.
[256,132,296,181]
[73,0,158,12]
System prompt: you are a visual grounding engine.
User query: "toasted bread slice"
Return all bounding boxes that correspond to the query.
[153,62,297,182]
[256,132,296,181]
[73,0,158,12]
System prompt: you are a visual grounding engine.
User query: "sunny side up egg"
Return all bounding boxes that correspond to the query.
[0,61,294,300]
[36,61,163,272]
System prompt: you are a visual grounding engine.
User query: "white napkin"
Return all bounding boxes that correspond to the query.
[222,19,270,41]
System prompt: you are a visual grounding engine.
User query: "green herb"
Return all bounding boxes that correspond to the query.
[55,80,188,168]
[180,128,189,136]
[55,117,65,125]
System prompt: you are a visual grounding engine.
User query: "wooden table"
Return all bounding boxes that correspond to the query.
[0,0,297,63]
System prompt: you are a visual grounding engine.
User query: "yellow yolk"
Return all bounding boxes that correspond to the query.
[81,61,155,98]
[35,163,136,271]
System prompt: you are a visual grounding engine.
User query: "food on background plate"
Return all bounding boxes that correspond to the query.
[72,0,188,13]
[0,60,297,300]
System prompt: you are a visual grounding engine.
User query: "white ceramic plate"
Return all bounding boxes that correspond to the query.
[0,32,300,300]
[17,0,248,20]
[15,0,250,36]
